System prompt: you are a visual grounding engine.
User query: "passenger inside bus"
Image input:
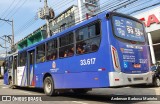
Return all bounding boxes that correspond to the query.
[68,47,74,56]
[63,47,74,57]
[77,45,85,54]
[83,43,90,52]
[91,44,98,51]
[64,51,68,57]
[51,54,56,60]
[38,54,45,62]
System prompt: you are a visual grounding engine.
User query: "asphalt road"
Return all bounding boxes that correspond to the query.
[0,79,160,104]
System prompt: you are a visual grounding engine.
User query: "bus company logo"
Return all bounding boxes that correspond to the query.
[52,61,56,69]
[50,61,59,73]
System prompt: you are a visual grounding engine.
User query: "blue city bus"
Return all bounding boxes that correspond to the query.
[4,11,152,95]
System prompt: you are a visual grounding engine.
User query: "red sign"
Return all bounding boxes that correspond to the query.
[139,14,160,27]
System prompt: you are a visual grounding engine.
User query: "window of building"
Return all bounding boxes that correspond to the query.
[19,51,27,66]
[36,44,45,63]
[60,23,66,31]
[76,22,101,54]
[59,33,74,58]
[46,39,58,60]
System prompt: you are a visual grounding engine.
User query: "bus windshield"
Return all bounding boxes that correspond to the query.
[112,16,145,42]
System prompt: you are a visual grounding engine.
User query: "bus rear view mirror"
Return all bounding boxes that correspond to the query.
[106,13,110,19]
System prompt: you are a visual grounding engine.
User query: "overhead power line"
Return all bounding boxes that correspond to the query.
[14,0,75,38]
[15,15,38,35]
[14,0,152,44]
[13,0,119,39]
[0,0,28,26]
[3,0,23,19]
[128,0,160,15]
[14,0,134,39]
[9,0,29,18]
[0,0,16,18]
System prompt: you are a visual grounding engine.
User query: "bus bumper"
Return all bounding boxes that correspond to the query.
[108,71,152,87]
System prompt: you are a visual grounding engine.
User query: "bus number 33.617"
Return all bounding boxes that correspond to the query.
[80,58,96,66]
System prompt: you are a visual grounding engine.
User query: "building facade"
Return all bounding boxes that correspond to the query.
[133,6,160,63]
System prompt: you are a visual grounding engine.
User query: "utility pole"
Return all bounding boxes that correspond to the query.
[78,0,83,22]
[0,36,8,57]
[0,18,14,48]
[38,0,55,38]
[44,0,50,37]
[4,36,7,57]
[0,35,12,57]
[12,19,14,48]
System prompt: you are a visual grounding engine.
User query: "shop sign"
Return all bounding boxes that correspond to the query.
[140,14,160,27]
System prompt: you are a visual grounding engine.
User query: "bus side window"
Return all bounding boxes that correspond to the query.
[19,52,27,66]
[90,37,101,52]
[9,56,13,69]
[76,21,101,54]
[59,33,74,58]
[14,56,17,69]
[36,44,45,63]
[76,27,88,41]
[3,60,7,73]
[46,39,57,61]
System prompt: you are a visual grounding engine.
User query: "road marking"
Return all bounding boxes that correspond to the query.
[18,91,33,95]
[124,87,130,88]
[72,101,88,104]
[2,86,9,89]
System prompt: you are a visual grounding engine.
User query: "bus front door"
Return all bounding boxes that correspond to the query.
[27,50,35,86]
[13,56,18,85]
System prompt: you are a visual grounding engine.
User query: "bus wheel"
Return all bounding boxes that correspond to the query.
[73,89,91,94]
[44,76,56,96]
[153,77,160,87]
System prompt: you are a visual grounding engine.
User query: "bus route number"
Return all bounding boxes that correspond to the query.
[80,58,96,66]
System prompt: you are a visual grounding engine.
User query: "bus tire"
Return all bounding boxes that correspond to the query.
[153,77,160,87]
[44,76,56,96]
[73,88,91,94]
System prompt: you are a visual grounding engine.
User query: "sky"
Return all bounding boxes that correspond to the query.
[0,0,77,53]
[0,0,160,55]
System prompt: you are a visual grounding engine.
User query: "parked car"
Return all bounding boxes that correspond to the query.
[151,62,160,87]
